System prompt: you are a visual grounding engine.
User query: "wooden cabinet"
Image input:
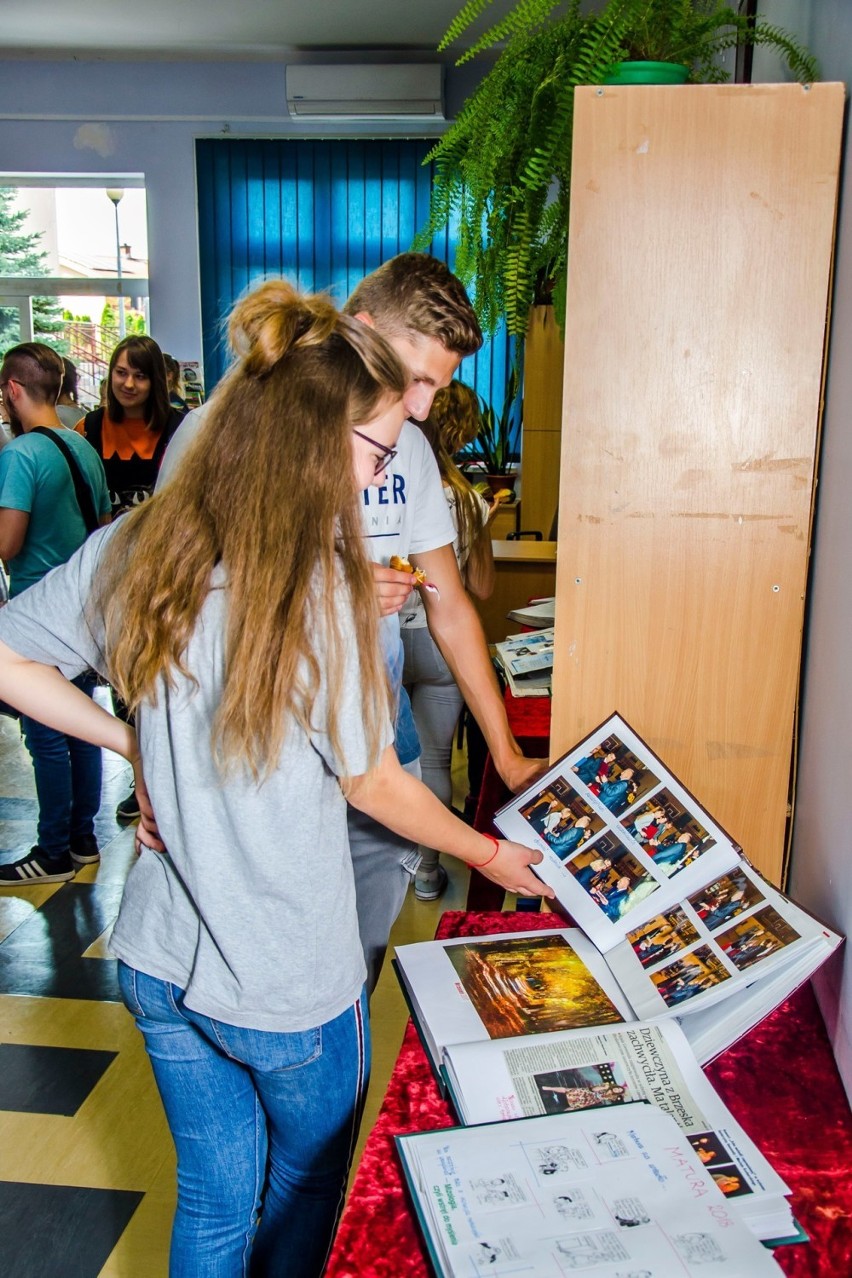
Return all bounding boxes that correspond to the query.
[551,82,844,885]
[474,540,557,644]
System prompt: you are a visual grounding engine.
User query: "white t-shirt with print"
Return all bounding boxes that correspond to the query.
[400,484,490,631]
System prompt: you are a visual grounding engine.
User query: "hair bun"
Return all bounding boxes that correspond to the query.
[229,280,340,377]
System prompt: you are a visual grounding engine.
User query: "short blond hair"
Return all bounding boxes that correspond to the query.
[345,253,482,357]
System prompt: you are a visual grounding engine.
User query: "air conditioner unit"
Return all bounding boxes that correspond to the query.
[286,64,444,121]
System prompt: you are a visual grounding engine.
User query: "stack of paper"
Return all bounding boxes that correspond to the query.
[494,628,554,697]
[507,596,555,628]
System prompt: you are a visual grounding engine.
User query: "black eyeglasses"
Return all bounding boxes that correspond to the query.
[352,428,398,476]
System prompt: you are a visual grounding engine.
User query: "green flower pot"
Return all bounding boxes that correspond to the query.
[603,60,690,85]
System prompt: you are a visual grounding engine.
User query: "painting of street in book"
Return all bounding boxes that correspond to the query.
[569,733,660,816]
[444,935,625,1040]
[716,905,801,972]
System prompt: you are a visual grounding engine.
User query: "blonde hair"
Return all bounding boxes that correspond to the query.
[345,253,482,357]
[423,381,486,576]
[95,279,407,778]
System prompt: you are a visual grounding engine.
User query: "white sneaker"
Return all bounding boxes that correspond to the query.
[414,863,449,902]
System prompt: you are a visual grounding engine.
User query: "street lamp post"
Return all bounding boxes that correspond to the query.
[105,188,126,340]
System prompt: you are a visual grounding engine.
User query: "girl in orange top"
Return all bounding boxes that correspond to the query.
[82,336,184,517]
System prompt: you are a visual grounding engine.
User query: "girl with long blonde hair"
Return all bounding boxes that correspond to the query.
[0,280,545,1277]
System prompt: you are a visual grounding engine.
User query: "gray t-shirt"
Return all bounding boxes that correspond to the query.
[0,526,392,1031]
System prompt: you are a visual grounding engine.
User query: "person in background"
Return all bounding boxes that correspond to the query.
[82,335,185,823]
[82,336,185,518]
[401,380,495,900]
[0,343,111,884]
[163,353,189,414]
[0,282,548,1274]
[55,356,83,428]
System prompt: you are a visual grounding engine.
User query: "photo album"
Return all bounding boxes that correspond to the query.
[491,711,841,1063]
[393,713,842,1261]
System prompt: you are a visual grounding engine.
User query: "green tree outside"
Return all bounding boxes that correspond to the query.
[0,188,66,353]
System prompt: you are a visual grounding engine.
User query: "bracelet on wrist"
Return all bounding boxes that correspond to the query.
[476,833,501,867]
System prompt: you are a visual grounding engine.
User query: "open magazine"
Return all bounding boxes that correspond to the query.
[394,931,796,1243]
[396,1103,785,1277]
[491,712,841,1063]
[493,628,554,697]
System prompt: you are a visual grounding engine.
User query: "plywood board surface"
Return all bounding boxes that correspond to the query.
[551,82,844,882]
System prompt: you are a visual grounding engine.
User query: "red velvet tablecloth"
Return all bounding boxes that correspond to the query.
[325,911,852,1278]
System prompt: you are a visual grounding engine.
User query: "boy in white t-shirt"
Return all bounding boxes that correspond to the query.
[343,255,545,989]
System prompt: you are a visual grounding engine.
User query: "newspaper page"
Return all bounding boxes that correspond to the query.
[494,627,554,676]
[396,1104,784,1278]
[442,1019,790,1239]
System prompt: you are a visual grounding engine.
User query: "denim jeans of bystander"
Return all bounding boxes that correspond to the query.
[20,672,102,861]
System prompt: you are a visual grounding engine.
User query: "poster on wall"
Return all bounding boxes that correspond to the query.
[179,360,205,408]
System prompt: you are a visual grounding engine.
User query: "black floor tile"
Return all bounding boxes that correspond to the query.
[0,1043,117,1116]
[0,1181,143,1277]
[0,882,124,1001]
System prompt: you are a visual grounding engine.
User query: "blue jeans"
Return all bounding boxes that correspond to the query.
[118,964,370,1278]
[20,672,102,861]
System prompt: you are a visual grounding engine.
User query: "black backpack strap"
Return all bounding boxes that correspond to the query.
[32,428,101,535]
[82,407,104,455]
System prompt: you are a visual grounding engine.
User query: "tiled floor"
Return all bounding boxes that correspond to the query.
[0,699,473,1275]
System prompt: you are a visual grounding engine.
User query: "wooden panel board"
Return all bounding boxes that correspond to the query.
[551,83,844,883]
[521,306,566,535]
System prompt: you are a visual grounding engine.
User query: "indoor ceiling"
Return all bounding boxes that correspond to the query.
[3,0,514,59]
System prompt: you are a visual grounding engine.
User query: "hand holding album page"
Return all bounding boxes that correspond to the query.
[491,712,841,1061]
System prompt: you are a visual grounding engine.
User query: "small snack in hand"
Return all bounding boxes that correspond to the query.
[389,553,427,585]
[389,554,440,598]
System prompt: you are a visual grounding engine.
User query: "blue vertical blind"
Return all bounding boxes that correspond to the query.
[195,138,518,436]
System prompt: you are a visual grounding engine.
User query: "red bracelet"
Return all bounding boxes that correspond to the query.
[476,833,501,867]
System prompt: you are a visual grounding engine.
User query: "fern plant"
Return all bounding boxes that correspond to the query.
[416,0,818,337]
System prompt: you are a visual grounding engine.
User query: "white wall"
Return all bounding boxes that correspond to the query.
[0,56,480,371]
[755,1,852,1100]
